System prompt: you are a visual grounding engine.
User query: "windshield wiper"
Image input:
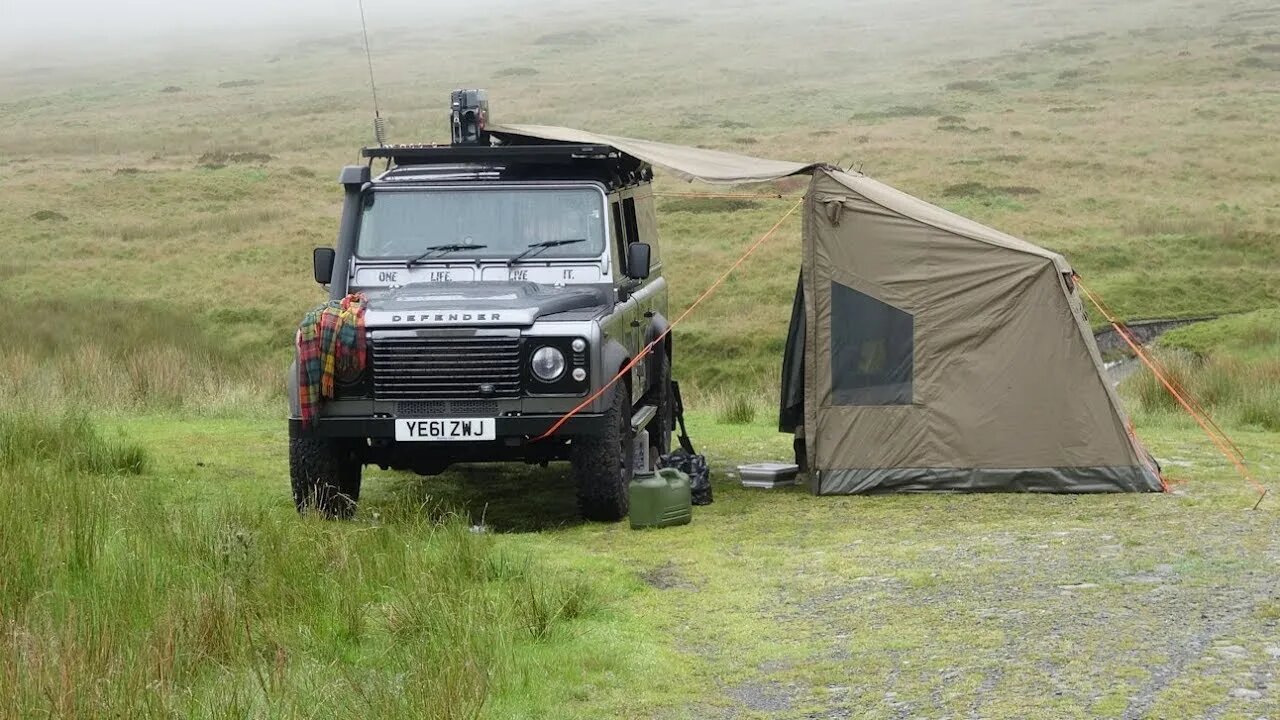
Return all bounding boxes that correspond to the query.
[508,238,587,264]
[406,243,488,267]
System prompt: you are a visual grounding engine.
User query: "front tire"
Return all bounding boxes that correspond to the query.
[289,425,363,519]
[571,383,634,522]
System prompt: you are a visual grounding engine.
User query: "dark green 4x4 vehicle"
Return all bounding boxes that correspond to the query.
[288,95,673,521]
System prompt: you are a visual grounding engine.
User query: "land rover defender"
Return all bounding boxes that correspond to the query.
[288,92,673,521]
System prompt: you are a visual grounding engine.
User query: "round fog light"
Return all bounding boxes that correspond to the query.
[572,368,587,382]
[571,338,587,353]
[531,346,566,382]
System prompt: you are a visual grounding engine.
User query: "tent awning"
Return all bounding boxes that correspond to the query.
[490,126,1069,272]
[490,123,822,185]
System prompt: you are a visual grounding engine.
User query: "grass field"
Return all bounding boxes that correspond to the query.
[2,0,1279,716]
[3,410,1276,718]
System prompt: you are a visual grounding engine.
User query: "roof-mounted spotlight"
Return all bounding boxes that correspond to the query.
[450,88,490,146]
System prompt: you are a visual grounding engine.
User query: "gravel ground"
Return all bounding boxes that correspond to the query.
[556,425,1280,719]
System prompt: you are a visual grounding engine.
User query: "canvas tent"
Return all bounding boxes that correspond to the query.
[492,125,1164,494]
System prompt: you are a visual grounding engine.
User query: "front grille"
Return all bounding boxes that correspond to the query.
[396,400,500,417]
[371,335,521,401]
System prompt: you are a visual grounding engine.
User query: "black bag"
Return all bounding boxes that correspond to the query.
[658,382,713,506]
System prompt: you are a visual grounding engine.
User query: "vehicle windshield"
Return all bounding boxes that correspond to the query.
[357,187,606,261]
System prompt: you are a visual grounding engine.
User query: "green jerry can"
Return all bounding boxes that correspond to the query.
[629,468,693,529]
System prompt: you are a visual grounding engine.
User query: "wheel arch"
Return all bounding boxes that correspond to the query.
[287,357,301,418]
[646,310,672,393]
[601,336,634,410]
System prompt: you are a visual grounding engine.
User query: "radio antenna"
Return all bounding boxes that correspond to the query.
[357,0,387,146]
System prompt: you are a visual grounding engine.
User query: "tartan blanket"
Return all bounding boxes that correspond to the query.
[296,293,367,425]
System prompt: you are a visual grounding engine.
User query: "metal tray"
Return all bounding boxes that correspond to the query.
[737,462,800,488]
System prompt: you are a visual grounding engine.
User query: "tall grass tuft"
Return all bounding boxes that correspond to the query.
[1120,342,1280,431]
[1237,385,1280,431]
[1126,348,1198,414]
[0,410,147,474]
[714,394,758,425]
[0,297,284,417]
[510,566,596,640]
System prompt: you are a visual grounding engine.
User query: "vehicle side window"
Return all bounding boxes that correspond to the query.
[622,197,641,249]
[611,200,627,274]
[637,194,660,265]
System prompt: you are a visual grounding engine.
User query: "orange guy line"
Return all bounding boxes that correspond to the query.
[534,196,805,442]
[1075,275,1266,501]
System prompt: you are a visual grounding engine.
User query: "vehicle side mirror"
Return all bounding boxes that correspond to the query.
[626,243,651,280]
[313,247,336,284]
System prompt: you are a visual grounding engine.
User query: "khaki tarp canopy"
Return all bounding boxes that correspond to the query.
[492,124,820,184]
[493,125,1163,494]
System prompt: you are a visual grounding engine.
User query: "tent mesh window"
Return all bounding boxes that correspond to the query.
[830,281,913,405]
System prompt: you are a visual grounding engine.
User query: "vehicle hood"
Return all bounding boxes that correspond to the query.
[360,282,610,327]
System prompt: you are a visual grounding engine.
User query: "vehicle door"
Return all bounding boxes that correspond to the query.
[629,194,670,401]
[612,197,646,404]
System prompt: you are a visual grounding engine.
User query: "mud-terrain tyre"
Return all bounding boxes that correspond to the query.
[289,425,363,519]
[571,382,634,522]
[651,351,673,458]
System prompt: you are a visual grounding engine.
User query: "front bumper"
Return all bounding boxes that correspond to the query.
[289,413,607,439]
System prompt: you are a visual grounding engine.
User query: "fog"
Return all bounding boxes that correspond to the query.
[1,0,1186,56]
[5,0,324,44]
[0,0,1218,82]
[0,0,523,53]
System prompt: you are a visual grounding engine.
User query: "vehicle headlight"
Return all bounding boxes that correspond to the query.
[336,356,365,385]
[531,346,566,382]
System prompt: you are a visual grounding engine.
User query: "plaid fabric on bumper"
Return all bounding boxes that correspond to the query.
[296,293,367,425]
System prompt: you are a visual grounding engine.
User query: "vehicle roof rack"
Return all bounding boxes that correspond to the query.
[363,143,652,189]
[362,144,620,165]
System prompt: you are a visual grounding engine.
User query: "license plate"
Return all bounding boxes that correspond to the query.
[395,418,496,442]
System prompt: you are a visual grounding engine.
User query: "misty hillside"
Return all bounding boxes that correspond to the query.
[2,0,1277,400]
[2,0,1271,145]
[4,0,1275,179]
